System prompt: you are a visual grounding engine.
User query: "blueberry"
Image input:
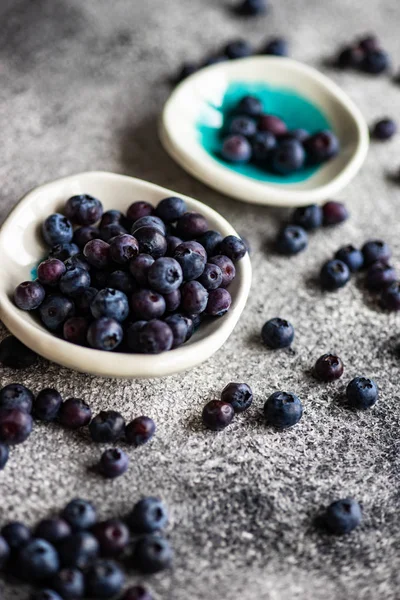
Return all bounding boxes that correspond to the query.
[38,258,66,286]
[83,239,111,269]
[323,498,362,534]
[109,234,139,264]
[198,263,223,290]
[39,294,75,331]
[275,225,308,255]
[35,518,71,545]
[0,443,9,470]
[121,586,153,600]
[73,226,100,248]
[206,288,232,316]
[261,317,294,349]
[42,214,73,246]
[155,196,187,222]
[0,335,38,369]
[334,245,364,272]
[131,289,166,320]
[381,281,400,311]
[272,139,305,174]
[63,316,90,345]
[164,314,192,347]
[87,318,124,351]
[322,201,349,226]
[235,0,267,16]
[346,377,378,410]
[129,254,155,287]
[126,201,154,223]
[258,114,287,136]
[291,205,323,230]
[251,131,277,163]
[372,118,397,140]
[59,266,91,297]
[51,567,85,599]
[30,590,63,600]
[181,281,208,314]
[304,130,340,163]
[75,287,98,316]
[0,534,9,567]
[65,194,103,226]
[164,289,181,312]
[263,37,288,56]
[131,216,166,236]
[1,522,31,550]
[236,95,263,117]
[49,242,80,262]
[209,255,236,287]
[58,532,99,569]
[146,257,183,294]
[224,39,253,59]
[221,382,253,413]
[314,353,344,381]
[336,45,364,68]
[136,320,173,354]
[0,383,33,413]
[366,262,397,290]
[358,34,380,52]
[282,128,309,142]
[166,235,183,256]
[264,391,303,428]
[100,223,128,242]
[91,288,129,322]
[218,235,247,262]
[362,240,392,266]
[125,416,156,446]
[93,519,130,557]
[320,259,350,290]
[134,227,167,258]
[202,400,234,431]
[64,253,91,272]
[228,115,257,138]
[102,209,127,228]
[125,321,147,352]
[18,538,60,581]
[175,62,197,83]
[221,134,252,162]
[100,448,129,478]
[0,408,33,444]
[59,398,92,429]
[107,270,135,295]
[62,498,96,531]
[128,497,168,533]
[197,230,223,256]
[361,49,389,74]
[86,559,125,598]
[33,388,62,421]
[176,212,209,240]
[89,410,125,443]
[174,241,207,281]
[14,280,45,310]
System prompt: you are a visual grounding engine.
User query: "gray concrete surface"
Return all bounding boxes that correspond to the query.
[1,1,400,598]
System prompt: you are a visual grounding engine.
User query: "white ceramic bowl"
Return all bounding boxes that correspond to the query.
[160,56,369,207]
[0,172,252,379]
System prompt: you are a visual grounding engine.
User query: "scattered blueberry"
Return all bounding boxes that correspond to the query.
[372,118,397,140]
[336,45,364,69]
[65,194,103,226]
[51,567,85,599]
[323,498,362,534]
[322,201,349,226]
[39,294,75,331]
[361,49,389,74]
[202,400,234,431]
[0,408,33,444]
[155,196,187,222]
[361,240,392,266]
[366,262,397,290]
[100,448,129,479]
[86,559,125,598]
[1,521,31,550]
[89,410,125,443]
[263,37,288,56]
[132,535,172,574]
[291,205,323,230]
[381,281,400,311]
[224,39,253,60]
[346,377,379,410]
[320,259,350,290]
[35,518,71,545]
[314,354,344,381]
[235,0,267,16]
[59,398,92,429]
[18,538,60,581]
[261,317,294,349]
[206,288,231,316]
[92,519,130,557]
[33,388,62,421]
[125,416,156,446]
[0,383,33,413]
[221,382,253,413]
[42,214,73,246]
[62,499,96,531]
[58,532,99,569]
[14,280,45,311]
[0,335,38,369]
[264,391,303,428]
[0,443,9,470]
[334,245,363,272]
[275,225,308,255]
[38,258,66,287]
[175,62,197,83]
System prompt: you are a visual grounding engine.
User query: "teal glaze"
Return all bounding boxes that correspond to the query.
[196,81,332,184]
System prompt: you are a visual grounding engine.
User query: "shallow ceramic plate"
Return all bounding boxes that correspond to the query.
[0,171,251,379]
[160,56,369,207]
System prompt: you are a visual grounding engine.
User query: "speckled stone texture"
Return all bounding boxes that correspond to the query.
[1,1,400,599]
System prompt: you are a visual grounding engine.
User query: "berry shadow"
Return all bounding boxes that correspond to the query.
[353,273,384,313]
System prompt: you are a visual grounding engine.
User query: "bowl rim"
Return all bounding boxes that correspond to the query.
[0,171,252,379]
[160,56,370,207]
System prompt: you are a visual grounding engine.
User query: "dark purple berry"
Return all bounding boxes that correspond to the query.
[100,210,127,229]
[334,245,364,272]
[218,235,247,262]
[181,281,208,314]
[362,240,392,266]
[59,267,91,297]
[0,383,33,413]
[272,139,305,174]
[258,114,287,136]
[166,235,183,256]
[83,239,111,269]
[51,567,85,599]
[62,498,97,531]
[221,382,253,413]
[251,131,277,163]
[137,320,173,354]
[58,532,99,569]
[73,226,100,248]
[131,289,166,320]
[261,317,294,348]
[366,262,396,290]
[125,416,155,446]
[164,314,192,347]
[33,388,62,421]
[336,45,364,68]
[125,321,147,352]
[0,335,38,369]
[14,280,45,310]
[131,216,166,236]
[372,118,397,140]
[164,288,181,312]
[361,49,389,74]
[235,0,267,16]
[107,270,135,294]
[264,391,302,428]
[100,223,128,242]
[132,534,172,574]
[91,288,129,322]
[275,225,308,255]
[198,263,223,290]
[202,400,234,431]
[381,281,400,311]
[39,295,75,331]
[129,254,155,287]
[134,227,167,258]
[1,521,31,550]
[63,316,90,345]
[35,518,71,545]
[155,196,187,222]
[65,194,103,226]
[109,234,139,264]
[92,519,130,557]
[176,212,209,240]
[228,115,257,138]
[291,205,323,230]
[85,559,125,598]
[42,214,73,246]
[147,257,183,294]
[89,410,125,443]
[322,201,349,226]
[64,253,90,272]
[18,538,60,581]
[49,243,80,262]
[315,354,344,381]
[0,408,33,444]
[263,36,288,56]
[75,287,98,316]
[304,130,340,163]
[38,258,66,286]
[320,259,350,290]
[87,318,123,351]
[128,497,168,533]
[206,288,231,316]
[174,241,207,281]
[100,448,129,478]
[59,398,92,429]
[196,230,223,257]
[126,201,154,223]
[221,134,252,162]
[209,255,236,287]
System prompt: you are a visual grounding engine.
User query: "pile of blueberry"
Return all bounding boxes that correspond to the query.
[13,194,247,354]
[336,34,390,75]
[219,95,340,175]
[275,201,348,255]
[0,497,170,599]
[176,35,288,83]
[320,239,400,310]
[0,383,155,474]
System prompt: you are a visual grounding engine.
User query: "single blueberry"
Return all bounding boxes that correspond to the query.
[322,201,349,226]
[320,259,350,290]
[100,223,128,242]
[346,377,379,410]
[263,37,288,56]
[304,131,340,163]
[126,201,154,223]
[381,281,400,311]
[221,382,253,413]
[275,225,308,255]
[85,559,125,598]
[0,383,34,413]
[64,253,90,272]
[235,0,267,16]
[198,263,223,290]
[206,288,232,316]
[221,134,252,163]
[362,240,392,266]
[18,538,60,581]
[236,95,263,117]
[58,532,99,569]
[73,225,100,248]
[1,521,31,550]
[87,318,124,351]
[336,45,364,68]
[65,194,103,226]
[264,391,303,428]
[291,205,323,230]
[125,416,156,446]
[228,115,257,138]
[0,335,38,369]
[258,114,287,136]
[129,254,155,287]
[176,212,209,240]
[261,317,294,349]
[33,388,62,421]
[131,216,166,236]
[272,139,305,174]
[136,320,173,354]
[37,258,66,286]
[131,289,166,320]
[372,118,397,140]
[14,280,45,311]
[89,410,125,443]
[107,270,135,295]
[147,257,183,294]
[361,49,389,74]
[323,498,362,534]
[132,534,172,574]
[0,443,9,470]
[181,281,208,314]
[164,289,181,312]
[100,210,127,229]
[42,214,73,247]
[49,242,80,262]
[109,234,139,264]
[35,518,71,545]
[314,353,344,381]
[134,227,167,258]
[59,266,91,297]
[62,498,97,531]
[202,400,235,431]
[59,398,92,429]
[164,314,192,348]
[224,39,253,59]
[63,316,90,345]
[100,448,129,479]
[51,567,85,599]
[218,235,247,262]
[174,241,206,281]
[196,230,223,257]
[91,288,129,322]
[92,519,130,557]
[358,34,380,52]
[366,262,397,290]
[251,131,277,163]
[39,295,75,331]
[165,235,183,256]
[128,497,168,534]
[83,239,111,269]
[0,408,33,444]
[208,255,236,287]
[155,196,187,222]
[334,245,364,272]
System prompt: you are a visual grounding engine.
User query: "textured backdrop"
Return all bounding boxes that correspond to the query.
[1,1,400,599]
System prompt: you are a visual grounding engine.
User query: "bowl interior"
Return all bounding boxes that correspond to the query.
[161,57,369,205]
[0,171,251,378]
